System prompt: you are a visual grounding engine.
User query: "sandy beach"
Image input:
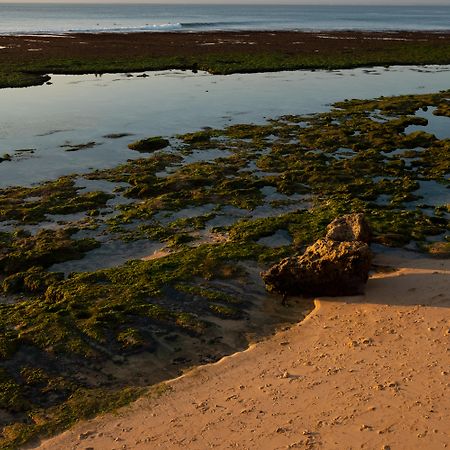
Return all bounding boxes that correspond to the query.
[35,250,450,450]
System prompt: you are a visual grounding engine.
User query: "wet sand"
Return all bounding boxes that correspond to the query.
[1,30,450,68]
[36,251,450,449]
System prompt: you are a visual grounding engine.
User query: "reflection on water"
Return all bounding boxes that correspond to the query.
[411,180,450,208]
[405,106,450,140]
[1,65,450,188]
[257,229,293,248]
[50,239,165,275]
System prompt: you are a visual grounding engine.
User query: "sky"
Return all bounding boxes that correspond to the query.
[0,0,447,4]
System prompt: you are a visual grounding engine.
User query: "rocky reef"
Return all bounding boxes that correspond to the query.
[325,212,371,243]
[128,137,170,153]
[262,214,372,298]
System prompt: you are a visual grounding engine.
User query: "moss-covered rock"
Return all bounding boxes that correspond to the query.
[128,137,170,152]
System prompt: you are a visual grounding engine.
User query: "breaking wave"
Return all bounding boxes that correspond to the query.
[1,21,257,35]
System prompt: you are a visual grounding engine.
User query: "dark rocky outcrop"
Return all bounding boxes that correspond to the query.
[325,213,371,243]
[262,213,372,298]
[262,239,372,297]
[128,137,169,153]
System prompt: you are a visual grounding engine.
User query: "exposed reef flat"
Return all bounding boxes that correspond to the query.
[0,90,449,448]
[0,30,450,88]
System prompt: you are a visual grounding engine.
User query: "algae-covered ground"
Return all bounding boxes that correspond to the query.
[0,90,449,449]
[1,31,450,89]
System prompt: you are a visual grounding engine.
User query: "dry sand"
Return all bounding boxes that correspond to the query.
[36,250,450,450]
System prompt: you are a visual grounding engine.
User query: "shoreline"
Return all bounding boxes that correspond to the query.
[2,28,450,37]
[35,250,450,449]
[1,30,450,88]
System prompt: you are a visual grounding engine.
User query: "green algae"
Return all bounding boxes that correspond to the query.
[85,152,182,185]
[2,267,63,295]
[0,229,99,277]
[0,176,113,224]
[128,137,170,153]
[179,130,215,144]
[2,37,450,89]
[0,386,145,450]
[434,102,450,117]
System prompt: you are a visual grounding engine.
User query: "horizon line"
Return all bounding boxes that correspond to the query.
[1,1,449,4]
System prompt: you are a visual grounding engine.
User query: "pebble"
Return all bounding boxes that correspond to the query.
[79,431,95,440]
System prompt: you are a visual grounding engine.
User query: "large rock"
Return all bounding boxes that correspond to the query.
[262,239,372,297]
[325,213,371,243]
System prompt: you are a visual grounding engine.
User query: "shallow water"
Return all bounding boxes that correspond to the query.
[257,229,293,248]
[1,65,450,188]
[405,107,450,140]
[50,239,165,275]
[411,180,450,208]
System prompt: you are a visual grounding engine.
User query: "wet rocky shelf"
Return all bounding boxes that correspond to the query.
[0,89,449,449]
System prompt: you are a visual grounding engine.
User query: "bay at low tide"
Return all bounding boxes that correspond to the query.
[0,65,449,188]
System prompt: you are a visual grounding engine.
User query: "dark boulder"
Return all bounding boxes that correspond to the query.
[262,239,372,297]
[128,137,169,153]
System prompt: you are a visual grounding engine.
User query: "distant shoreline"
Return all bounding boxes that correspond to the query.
[1,30,450,89]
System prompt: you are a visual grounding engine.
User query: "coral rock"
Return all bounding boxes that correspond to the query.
[262,239,372,297]
[325,213,371,243]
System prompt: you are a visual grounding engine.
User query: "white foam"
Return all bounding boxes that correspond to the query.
[70,22,183,33]
[13,34,74,38]
[24,39,50,43]
[0,22,185,36]
[363,37,410,41]
[317,35,357,40]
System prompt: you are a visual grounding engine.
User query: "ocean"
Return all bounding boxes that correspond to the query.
[0,3,450,35]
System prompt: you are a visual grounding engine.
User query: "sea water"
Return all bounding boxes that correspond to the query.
[0,4,449,35]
